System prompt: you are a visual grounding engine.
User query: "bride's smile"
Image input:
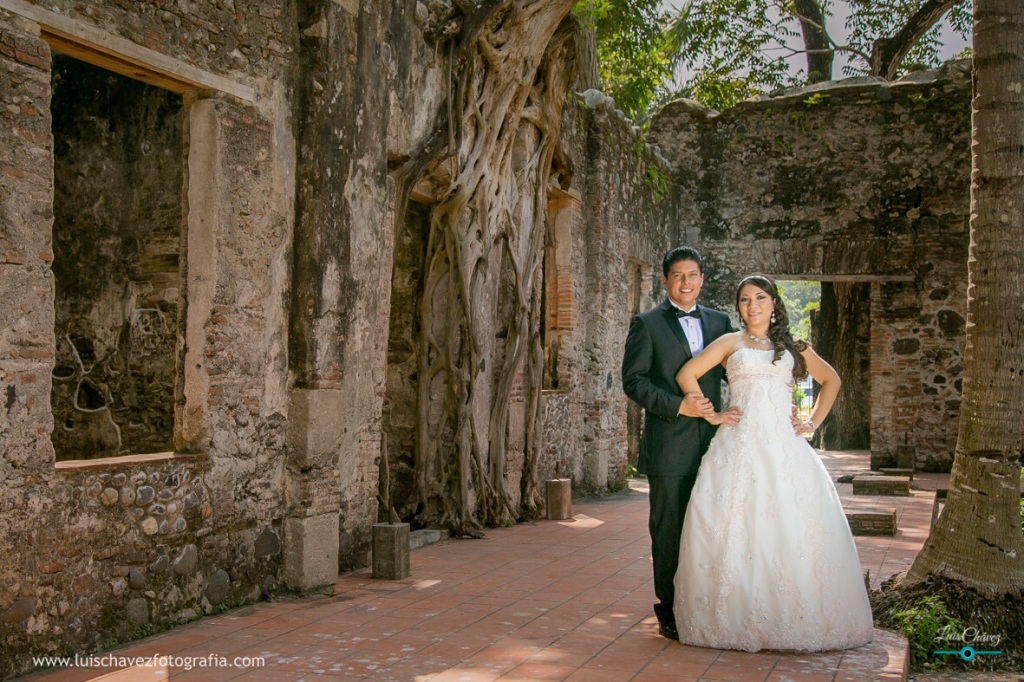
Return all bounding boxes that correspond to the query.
[737,284,774,331]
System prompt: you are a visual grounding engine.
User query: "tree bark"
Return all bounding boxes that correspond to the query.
[409,1,578,534]
[903,0,1024,597]
[792,0,833,83]
[870,0,957,80]
[573,9,599,91]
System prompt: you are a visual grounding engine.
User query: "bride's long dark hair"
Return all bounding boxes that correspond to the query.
[735,275,808,380]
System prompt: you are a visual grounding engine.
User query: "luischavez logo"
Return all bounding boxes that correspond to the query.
[932,625,1004,661]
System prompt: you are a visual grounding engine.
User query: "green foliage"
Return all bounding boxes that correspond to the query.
[645,164,670,200]
[678,68,761,111]
[133,623,157,639]
[843,0,971,78]
[892,595,963,668]
[794,301,818,341]
[910,92,941,106]
[663,0,972,110]
[802,93,830,108]
[664,0,798,110]
[575,0,673,120]
[954,46,973,60]
[776,280,820,341]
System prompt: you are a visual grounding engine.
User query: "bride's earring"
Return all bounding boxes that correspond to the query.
[770,312,776,324]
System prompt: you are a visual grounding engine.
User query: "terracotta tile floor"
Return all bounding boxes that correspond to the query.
[17,449,930,682]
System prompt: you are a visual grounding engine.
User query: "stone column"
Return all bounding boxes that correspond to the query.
[285,0,395,586]
[0,12,56,475]
[0,12,54,655]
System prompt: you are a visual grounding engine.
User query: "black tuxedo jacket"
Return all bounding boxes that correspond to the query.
[622,299,734,477]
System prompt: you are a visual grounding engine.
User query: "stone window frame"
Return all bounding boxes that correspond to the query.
[0,0,255,466]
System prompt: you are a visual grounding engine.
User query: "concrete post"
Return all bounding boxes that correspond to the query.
[372,523,410,580]
[546,479,572,520]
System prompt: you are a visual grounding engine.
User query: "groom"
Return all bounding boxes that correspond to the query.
[621,246,735,640]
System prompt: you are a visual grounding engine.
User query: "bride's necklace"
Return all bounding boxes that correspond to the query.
[748,333,771,346]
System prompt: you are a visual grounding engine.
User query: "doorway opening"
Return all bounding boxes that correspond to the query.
[778,279,872,450]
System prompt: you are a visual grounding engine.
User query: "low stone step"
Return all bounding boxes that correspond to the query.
[879,467,914,481]
[846,508,898,536]
[410,528,443,550]
[853,475,911,496]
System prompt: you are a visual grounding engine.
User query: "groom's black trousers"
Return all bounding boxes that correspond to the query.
[647,472,698,628]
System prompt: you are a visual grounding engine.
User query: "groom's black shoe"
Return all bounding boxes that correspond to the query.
[658,621,679,640]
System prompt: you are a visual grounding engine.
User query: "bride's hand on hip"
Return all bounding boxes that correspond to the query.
[707,406,741,427]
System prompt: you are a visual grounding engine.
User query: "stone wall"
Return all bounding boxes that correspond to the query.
[539,91,681,493]
[286,0,446,573]
[648,63,972,470]
[0,0,458,674]
[0,0,297,674]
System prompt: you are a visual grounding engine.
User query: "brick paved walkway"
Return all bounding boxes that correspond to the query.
[18,449,934,682]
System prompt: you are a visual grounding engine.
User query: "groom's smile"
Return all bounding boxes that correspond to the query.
[663,258,704,310]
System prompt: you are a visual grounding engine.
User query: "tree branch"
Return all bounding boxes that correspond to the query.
[871,0,957,80]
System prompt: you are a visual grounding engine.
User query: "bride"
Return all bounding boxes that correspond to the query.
[671,274,873,652]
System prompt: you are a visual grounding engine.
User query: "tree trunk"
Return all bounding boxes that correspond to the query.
[408,1,578,534]
[812,282,870,450]
[792,0,833,83]
[573,12,599,91]
[903,0,1024,597]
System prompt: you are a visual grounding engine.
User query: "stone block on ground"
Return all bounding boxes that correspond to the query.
[852,475,911,496]
[372,523,410,580]
[879,467,914,481]
[546,479,572,520]
[409,528,442,551]
[846,508,898,536]
[870,450,897,471]
[283,514,340,592]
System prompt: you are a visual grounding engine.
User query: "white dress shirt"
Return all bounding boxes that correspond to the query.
[672,304,704,356]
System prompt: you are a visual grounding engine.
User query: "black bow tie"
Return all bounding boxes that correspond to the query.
[674,307,700,319]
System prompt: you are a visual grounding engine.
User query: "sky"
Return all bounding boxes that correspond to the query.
[659,0,972,85]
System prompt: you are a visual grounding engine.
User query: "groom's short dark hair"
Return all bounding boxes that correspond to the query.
[663,246,703,276]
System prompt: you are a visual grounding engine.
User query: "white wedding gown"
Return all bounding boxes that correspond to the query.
[673,347,874,652]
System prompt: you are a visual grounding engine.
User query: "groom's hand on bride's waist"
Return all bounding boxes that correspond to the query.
[679,392,714,418]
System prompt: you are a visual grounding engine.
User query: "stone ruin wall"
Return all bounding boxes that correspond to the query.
[538,62,974,486]
[648,62,972,471]
[0,1,450,674]
[0,0,974,673]
[539,91,682,494]
[0,1,297,671]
